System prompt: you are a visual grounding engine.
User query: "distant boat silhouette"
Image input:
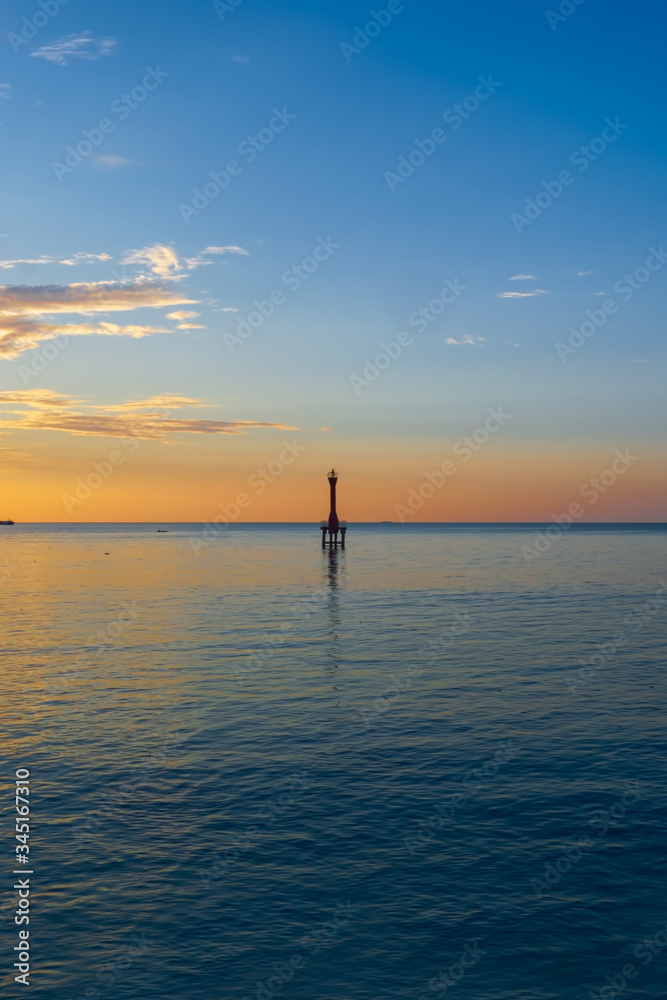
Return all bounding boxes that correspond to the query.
[0,519,15,525]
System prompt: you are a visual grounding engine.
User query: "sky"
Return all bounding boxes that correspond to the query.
[0,0,665,521]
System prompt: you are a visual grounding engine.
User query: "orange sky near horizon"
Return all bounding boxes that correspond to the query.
[2,432,664,523]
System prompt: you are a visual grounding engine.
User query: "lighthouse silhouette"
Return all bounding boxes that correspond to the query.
[320,469,347,549]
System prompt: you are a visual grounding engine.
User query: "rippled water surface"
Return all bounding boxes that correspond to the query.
[1,523,666,999]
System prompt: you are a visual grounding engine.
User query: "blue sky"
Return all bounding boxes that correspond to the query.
[1,0,665,518]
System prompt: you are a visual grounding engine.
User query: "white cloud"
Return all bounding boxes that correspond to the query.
[509,274,535,281]
[166,309,204,329]
[184,246,249,270]
[0,84,11,104]
[31,33,117,66]
[120,244,182,280]
[446,336,486,346]
[202,246,249,256]
[497,290,548,298]
[166,311,200,321]
[577,270,594,277]
[121,243,248,280]
[0,252,111,270]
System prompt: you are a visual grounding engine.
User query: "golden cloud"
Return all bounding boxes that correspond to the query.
[0,392,298,440]
[0,280,196,358]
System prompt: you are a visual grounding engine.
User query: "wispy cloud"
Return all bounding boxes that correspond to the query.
[509,273,535,281]
[31,33,117,66]
[0,84,11,103]
[166,311,200,321]
[203,246,249,256]
[184,246,250,270]
[0,252,112,270]
[446,336,486,346]
[0,280,195,359]
[104,395,211,412]
[120,244,182,280]
[121,243,248,280]
[0,243,242,357]
[577,270,594,277]
[0,389,75,409]
[0,392,299,440]
[0,281,195,317]
[497,289,548,299]
[92,155,134,168]
[166,309,204,330]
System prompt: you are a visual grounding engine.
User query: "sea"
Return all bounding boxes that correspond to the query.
[1,523,666,1000]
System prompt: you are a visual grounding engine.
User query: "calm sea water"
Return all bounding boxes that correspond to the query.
[1,523,666,1000]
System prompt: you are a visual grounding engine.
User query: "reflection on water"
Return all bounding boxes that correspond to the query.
[1,524,666,999]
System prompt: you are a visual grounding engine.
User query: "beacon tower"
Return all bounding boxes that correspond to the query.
[320,469,347,548]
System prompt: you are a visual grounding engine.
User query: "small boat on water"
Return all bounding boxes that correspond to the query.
[0,519,15,525]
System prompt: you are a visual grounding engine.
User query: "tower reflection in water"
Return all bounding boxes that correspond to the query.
[322,545,347,724]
